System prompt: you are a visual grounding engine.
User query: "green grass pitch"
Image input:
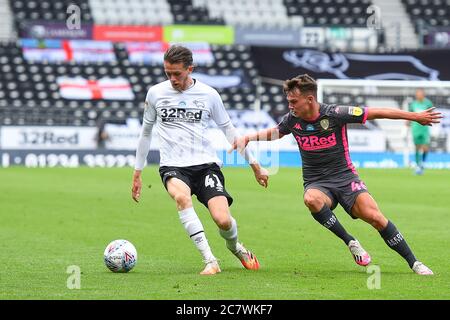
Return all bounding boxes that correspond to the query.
[1,166,449,300]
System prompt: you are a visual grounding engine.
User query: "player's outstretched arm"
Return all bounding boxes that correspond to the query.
[229,127,284,153]
[249,163,269,188]
[228,127,284,189]
[367,107,443,126]
[219,122,270,188]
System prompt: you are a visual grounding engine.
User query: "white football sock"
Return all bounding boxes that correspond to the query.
[178,207,215,263]
[219,216,239,253]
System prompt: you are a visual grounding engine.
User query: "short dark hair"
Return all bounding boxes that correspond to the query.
[163,45,193,68]
[283,74,317,97]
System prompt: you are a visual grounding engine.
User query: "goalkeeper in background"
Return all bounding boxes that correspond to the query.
[408,89,433,175]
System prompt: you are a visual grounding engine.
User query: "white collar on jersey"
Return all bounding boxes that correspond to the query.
[187,78,196,89]
[176,78,196,93]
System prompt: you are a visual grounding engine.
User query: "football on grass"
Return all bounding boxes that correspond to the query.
[104,239,137,273]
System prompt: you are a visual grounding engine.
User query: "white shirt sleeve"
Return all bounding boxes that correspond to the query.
[210,90,232,127]
[134,91,156,170]
[134,122,153,170]
[143,90,157,125]
[210,89,257,164]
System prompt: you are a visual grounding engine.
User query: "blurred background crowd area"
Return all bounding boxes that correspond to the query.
[1,0,450,167]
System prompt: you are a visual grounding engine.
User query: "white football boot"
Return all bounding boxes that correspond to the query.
[348,239,371,266]
[200,259,221,275]
[412,261,434,275]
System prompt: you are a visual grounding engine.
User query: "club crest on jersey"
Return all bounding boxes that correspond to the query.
[193,100,206,109]
[306,124,315,131]
[348,106,363,116]
[320,119,329,130]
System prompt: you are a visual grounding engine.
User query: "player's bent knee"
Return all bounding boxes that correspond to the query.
[303,194,324,212]
[368,219,385,230]
[361,210,387,230]
[215,216,231,230]
[371,214,388,230]
[209,211,231,230]
[173,193,192,209]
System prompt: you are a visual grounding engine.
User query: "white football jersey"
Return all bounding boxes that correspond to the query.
[143,79,231,167]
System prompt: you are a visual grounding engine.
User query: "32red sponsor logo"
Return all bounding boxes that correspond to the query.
[295,132,336,150]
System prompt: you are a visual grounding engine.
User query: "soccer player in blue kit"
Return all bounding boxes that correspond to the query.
[231,74,442,275]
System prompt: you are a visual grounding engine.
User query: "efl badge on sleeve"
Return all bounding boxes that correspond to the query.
[348,106,363,116]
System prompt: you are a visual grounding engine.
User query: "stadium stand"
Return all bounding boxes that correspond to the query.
[169,0,224,25]
[89,0,173,26]
[402,0,450,29]
[0,39,260,126]
[199,0,303,29]
[1,0,449,130]
[284,0,372,27]
[0,0,16,40]
[11,0,93,30]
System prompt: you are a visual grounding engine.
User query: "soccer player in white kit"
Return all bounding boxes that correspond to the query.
[132,45,268,275]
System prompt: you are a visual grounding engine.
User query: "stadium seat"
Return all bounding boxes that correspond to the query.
[402,0,450,31]
[0,38,265,125]
[2,0,448,128]
[284,0,372,27]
